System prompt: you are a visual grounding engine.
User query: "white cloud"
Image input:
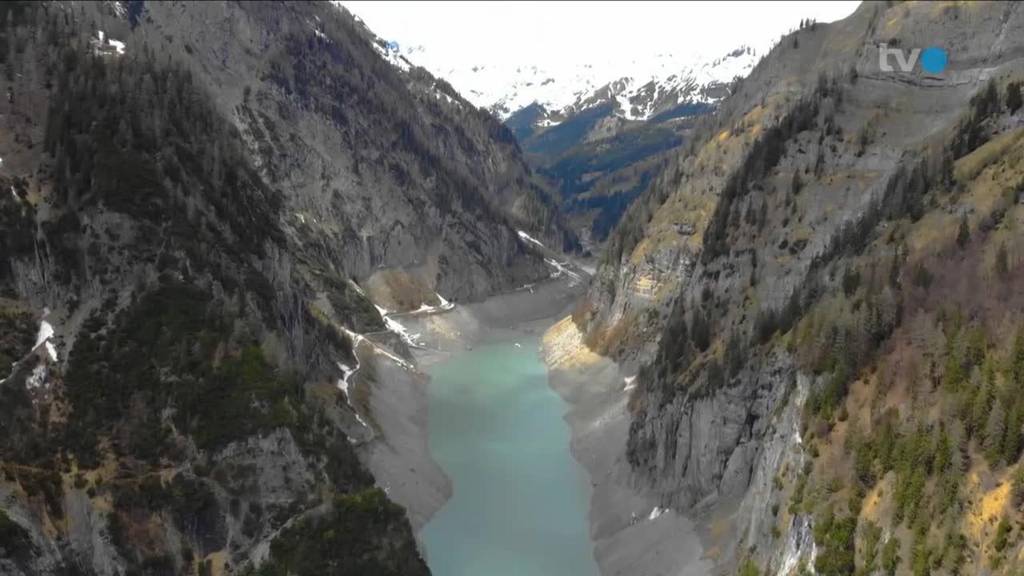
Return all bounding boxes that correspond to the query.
[341,1,860,113]
[342,1,859,72]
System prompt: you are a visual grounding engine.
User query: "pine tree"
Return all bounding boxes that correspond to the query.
[996,242,1009,279]
[882,537,901,576]
[969,369,991,437]
[956,214,970,249]
[1002,407,1022,463]
[1007,81,1023,114]
[691,308,711,352]
[984,401,1006,464]
[1011,327,1024,389]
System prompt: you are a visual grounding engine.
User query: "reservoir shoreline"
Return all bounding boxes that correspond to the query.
[360,274,709,576]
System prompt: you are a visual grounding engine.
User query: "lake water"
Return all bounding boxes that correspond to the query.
[422,335,598,576]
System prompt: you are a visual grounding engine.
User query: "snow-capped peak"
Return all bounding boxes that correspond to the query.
[387,44,758,121]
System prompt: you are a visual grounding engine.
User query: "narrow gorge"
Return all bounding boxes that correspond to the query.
[5,2,1024,576]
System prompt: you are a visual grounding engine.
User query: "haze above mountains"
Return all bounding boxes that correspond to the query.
[344,1,861,250]
[344,1,860,119]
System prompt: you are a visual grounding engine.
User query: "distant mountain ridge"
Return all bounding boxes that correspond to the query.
[383,41,757,125]
[356,16,762,251]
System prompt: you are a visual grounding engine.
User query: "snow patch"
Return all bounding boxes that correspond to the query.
[410,293,455,315]
[341,325,413,370]
[517,230,545,249]
[108,0,127,19]
[33,318,58,362]
[92,31,126,56]
[336,360,358,395]
[389,41,758,121]
[382,314,422,348]
[26,364,47,390]
[435,292,452,309]
[545,258,583,285]
[336,361,369,429]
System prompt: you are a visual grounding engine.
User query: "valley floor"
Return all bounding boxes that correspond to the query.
[362,270,711,575]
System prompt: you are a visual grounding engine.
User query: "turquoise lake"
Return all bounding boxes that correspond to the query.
[422,336,599,576]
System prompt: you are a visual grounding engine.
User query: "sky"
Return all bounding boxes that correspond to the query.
[342,1,861,70]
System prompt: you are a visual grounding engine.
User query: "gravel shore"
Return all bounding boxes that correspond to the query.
[360,274,710,575]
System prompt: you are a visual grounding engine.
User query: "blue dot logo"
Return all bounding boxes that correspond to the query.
[920,46,948,74]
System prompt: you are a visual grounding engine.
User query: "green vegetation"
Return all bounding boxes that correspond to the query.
[737,557,761,576]
[249,488,429,576]
[1008,81,1022,115]
[814,509,857,576]
[0,508,33,558]
[623,60,1024,574]
[65,281,305,462]
[0,304,33,373]
[44,28,285,254]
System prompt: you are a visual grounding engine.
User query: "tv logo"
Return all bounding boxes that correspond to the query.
[878,44,948,74]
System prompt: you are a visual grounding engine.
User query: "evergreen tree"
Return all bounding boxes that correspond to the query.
[984,401,1006,464]
[691,308,711,352]
[1012,327,1024,388]
[1007,81,1023,114]
[968,369,991,437]
[996,242,1009,279]
[956,214,970,249]
[881,537,901,576]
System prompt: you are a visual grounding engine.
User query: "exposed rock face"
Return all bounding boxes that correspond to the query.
[492,49,756,250]
[0,1,572,574]
[567,2,1024,573]
[132,1,573,301]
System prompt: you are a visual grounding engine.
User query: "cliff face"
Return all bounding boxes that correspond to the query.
[574,2,1024,573]
[130,1,574,305]
[0,1,567,574]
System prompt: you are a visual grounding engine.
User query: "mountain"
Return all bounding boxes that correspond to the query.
[378,37,758,251]
[0,2,575,574]
[550,2,1024,575]
[393,41,757,123]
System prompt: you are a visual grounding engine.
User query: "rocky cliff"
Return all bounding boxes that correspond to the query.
[0,1,569,574]
[568,2,1024,575]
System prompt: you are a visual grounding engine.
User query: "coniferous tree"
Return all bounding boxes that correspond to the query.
[691,308,711,352]
[1007,81,1022,115]
[984,401,1006,464]
[996,242,1009,279]
[956,214,970,249]
[881,537,901,576]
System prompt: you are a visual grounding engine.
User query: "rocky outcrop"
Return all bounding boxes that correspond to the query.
[0,1,576,574]
[568,2,1024,574]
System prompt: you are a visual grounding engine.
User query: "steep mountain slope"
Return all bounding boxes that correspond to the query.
[506,48,754,250]
[385,33,757,250]
[0,1,569,575]
[562,2,1024,574]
